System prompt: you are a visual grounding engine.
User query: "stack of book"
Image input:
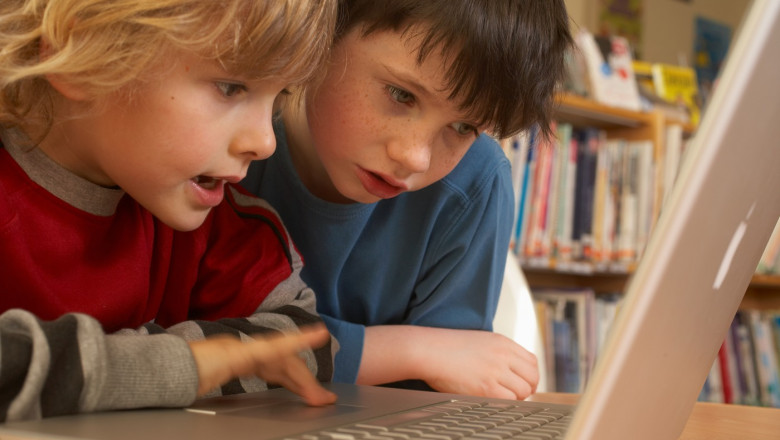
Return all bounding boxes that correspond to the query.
[572,30,642,112]
[532,286,780,408]
[700,310,780,407]
[531,288,622,393]
[501,122,688,274]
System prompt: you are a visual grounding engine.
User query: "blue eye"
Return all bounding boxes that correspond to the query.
[452,122,478,137]
[215,81,247,98]
[387,85,414,104]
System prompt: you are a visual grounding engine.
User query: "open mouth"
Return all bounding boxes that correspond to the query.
[192,175,221,189]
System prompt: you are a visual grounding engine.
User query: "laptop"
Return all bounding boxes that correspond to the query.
[2,0,779,438]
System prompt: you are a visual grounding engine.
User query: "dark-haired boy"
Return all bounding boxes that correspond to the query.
[243,0,573,399]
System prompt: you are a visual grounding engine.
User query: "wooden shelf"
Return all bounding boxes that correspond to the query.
[523,266,780,309]
[526,94,774,309]
[554,93,651,129]
[555,92,696,136]
[749,274,780,288]
[743,275,780,310]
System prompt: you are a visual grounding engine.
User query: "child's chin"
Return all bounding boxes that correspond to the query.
[161,210,211,232]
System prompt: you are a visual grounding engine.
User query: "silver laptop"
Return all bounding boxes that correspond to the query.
[2,0,779,439]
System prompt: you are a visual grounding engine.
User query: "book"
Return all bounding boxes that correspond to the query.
[575,30,642,111]
[534,299,556,392]
[552,304,579,393]
[554,124,578,266]
[702,359,725,403]
[593,293,622,359]
[652,63,702,126]
[633,60,691,122]
[507,131,532,251]
[590,138,618,266]
[734,311,761,406]
[634,140,655,260]
[571,128,602,263]
[525,132,555,264]
[532,288,597,392]
[632,60,655,100]
[717,341,734,404]
[605,140,624,266]
[514,127,539,257]
[563,45,589,97]
[542,122,563,263]
[617,142,639,264]
[725,318,745,405]
[745,310,780,407]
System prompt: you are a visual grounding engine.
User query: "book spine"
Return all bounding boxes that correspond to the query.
[635,141,655,260]
[747,310,780,406]
[515,128,539,258]
[551,123,573,265]
[727,318,747,405]
[717,341,734,404]
[509,132,531,252]
[558,134,579,266]
[527,137,554,261]
[617,143,639,264]
[735,311,761,406]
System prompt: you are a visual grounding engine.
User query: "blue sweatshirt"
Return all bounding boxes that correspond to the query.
[242,122,514,383]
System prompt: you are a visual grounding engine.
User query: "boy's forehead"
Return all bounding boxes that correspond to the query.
[352,26,483,121]
[401,26,490,126]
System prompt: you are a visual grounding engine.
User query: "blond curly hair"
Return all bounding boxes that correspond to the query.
[0,0,337,139]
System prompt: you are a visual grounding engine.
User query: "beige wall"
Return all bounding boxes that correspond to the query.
[564,0,751,65]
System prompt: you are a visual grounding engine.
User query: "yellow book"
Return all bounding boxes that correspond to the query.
[631,60,655,95]
[652,63,702,126]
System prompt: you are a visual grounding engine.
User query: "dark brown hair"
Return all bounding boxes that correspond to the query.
[335,0,572,139]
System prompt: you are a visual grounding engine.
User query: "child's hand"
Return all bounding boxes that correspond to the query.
[421,329,539,400]
[360,325,539,400]
[188,324,337,406]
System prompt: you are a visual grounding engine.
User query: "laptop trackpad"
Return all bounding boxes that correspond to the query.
[230,401,363,421]
[186,395,364,422]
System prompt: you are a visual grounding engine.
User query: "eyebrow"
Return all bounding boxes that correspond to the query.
[382,64,436,102]
[382,63,480,125]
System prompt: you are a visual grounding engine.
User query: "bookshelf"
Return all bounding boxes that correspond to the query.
[519,92,780,310]
[514,94,780,402]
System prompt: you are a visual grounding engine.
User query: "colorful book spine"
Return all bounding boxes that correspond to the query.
[514,127,538,257]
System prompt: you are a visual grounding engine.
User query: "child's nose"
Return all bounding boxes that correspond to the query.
[386,132,432,174]
[231,108,276,161]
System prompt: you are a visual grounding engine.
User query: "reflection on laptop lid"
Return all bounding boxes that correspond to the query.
[1,0,779,439]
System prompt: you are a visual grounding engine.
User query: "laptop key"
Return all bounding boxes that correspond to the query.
[419,421,453,429]
[421,429,466,439]
[423,401,485,413]
[393,427,433,436]
[470,432,506,440]
[513,432,555,440]
[418,433,457,440]
[359,410,436,429]
[335,428,373,438]
[375,433,410,439]
[503,407,544,417]
[319,431,360,440]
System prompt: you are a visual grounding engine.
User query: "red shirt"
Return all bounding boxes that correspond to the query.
[0,146,295,332]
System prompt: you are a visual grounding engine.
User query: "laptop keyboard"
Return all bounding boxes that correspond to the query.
[285,400,573,440]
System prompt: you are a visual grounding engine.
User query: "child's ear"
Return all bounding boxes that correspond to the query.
[46,73,90,101]
[40,37,90,101]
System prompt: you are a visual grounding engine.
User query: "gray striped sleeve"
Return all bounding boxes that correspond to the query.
[0,309,199,422]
